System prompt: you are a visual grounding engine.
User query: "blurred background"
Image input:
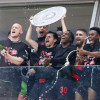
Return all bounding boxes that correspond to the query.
[0,0,100,43]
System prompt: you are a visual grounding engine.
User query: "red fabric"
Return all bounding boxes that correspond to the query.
[39,78,46,83]
[73,74,80,81]
[75,64,83,71]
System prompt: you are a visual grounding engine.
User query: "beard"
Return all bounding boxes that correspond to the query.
[76,41,84,48]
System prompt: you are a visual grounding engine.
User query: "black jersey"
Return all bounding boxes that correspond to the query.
[37,45,56,66]
[29,46,39,66]
[30,37,45,66]
[83,42,100,65]
[0,39,29,66]
[51,44,76,69]
[37,37,45,46]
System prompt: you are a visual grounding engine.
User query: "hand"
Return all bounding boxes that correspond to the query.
[0,49,7,57]
[44,58,52,67]
[29,16,34,27]
[61,14,66,20]
[44,58,51,65]
[27,68,36,76]
[46,63,52,68]
[29,16,34,22]
[78,50,87,56]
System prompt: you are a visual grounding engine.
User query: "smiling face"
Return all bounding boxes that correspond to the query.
[10,23,23,38]
[36,26,48,38]
[76,30,87,48]
[88,30,100,46]
[45,33,57,48]
[61,31,72,45]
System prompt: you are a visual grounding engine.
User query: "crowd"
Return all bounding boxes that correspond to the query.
[0,13,100,100]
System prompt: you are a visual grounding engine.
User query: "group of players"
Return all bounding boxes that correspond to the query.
[0,14,100,100]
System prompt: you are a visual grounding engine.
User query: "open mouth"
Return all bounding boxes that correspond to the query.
[76,38,81,41]
[45,40,49,43]
[12,31,15,34]
[40,31,44,34]
[61,37,65,39]
[89,39,94,44]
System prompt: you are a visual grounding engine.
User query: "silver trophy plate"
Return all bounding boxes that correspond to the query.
[30,6,67,26]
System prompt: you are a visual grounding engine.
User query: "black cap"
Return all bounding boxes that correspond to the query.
[90,27,100,35]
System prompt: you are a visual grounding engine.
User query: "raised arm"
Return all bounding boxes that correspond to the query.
[61,14,68,33]
[26,16,38,51]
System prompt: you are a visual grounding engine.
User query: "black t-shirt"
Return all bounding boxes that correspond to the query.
[83,42,100,65]
[51,44,76,69]
[0,39,29,66]
[37,45,56,66]
[30,37,45,66]
[37,37,45,46]
[29,46,39,66]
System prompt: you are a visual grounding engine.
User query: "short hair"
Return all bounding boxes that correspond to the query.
[68,30,74,43]
[47,31,58,44]
[57,26,62,31]
[90,27,100,35]
[76,28,87,36]
[47,31,58,39]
